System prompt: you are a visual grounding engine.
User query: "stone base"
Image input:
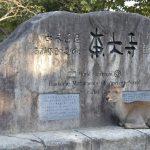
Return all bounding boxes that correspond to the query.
[0,126,150,150]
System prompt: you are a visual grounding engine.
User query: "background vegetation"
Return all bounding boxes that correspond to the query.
[0,0,149,42]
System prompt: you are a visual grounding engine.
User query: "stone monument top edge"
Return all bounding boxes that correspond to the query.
[0,11,148,58]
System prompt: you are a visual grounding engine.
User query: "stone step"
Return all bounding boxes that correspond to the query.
[0,126,150,150]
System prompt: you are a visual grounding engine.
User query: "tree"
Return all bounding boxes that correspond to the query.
[0,0,44,41]
[124,0,150,17]
[37,0,149,16]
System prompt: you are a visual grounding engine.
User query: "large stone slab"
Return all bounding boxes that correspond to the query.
[77,127,147,150]
[0,11,150,133]
[0,127,149,150]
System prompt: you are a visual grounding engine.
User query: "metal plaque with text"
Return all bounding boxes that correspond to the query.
[38,94,80,121]
[123,91,150,103]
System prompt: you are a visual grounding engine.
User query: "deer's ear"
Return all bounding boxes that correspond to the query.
[121,82,125,88]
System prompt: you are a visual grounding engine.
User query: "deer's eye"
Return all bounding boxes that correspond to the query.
[114,90,119,94]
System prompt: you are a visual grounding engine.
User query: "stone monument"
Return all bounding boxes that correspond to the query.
[0,11,149,134]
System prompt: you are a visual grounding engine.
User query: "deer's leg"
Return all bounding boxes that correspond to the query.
[124,111,149,129]
[124,123,149,129]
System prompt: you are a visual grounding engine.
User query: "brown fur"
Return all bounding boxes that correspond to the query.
[105,85,150,129]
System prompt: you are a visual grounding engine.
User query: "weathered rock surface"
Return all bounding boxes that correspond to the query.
[0,11,150,133]
[0,126,150,150]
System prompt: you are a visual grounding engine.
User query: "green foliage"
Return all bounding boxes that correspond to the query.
[0,0,44,42]
[124,0,150,17]
[36,0,150,15]
[0,0,149,42]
